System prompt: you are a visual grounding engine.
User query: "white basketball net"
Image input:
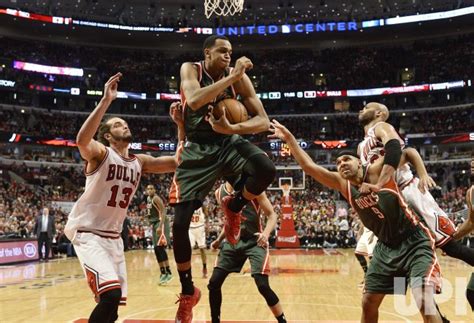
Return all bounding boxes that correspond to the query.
[204,0,244,18]
[281,184,291,198]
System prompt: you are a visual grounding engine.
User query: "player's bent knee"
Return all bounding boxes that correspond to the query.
[253,154,276,183]
[173,200,200,232]
[244,155,276,195]
[208,268,227,291]
[207,277,222,291]
[154,245,164,262]
[254,274,279,307]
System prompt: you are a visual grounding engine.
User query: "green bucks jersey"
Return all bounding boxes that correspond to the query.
[181,61,236,143]
[218,184,262,236]
[346,178,419,247]
[146,195,161,223]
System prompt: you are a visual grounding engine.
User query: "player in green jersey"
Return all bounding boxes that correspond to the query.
[169,35,276,322]
[208,181,286,323]
[145,184,173,285]
[451,168,474,310]
[269,120,443,323]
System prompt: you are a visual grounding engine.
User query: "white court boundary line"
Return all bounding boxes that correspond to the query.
[119,302,412,322]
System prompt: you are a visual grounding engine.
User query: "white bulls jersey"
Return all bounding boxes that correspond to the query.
[358,122,413,187]
[65,147,142,240]
[190,207,206,229]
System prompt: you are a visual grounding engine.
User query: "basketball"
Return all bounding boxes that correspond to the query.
[213,99,249,124]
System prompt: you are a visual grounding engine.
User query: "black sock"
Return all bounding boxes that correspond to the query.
[203,263,207,270]
[276,313,287,323]
[166,266,172,275]
[228,191,249,213]
[160,267,166,275]
[178,268,194,295]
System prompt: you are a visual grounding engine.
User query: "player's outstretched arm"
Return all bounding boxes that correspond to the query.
[255,193,278,248]
[76,73,122,162]
[365,122,402,192]
[137,155,177,174]
[181,60,247,111]
[401,147,436,193]
[268,119,346,194]
[452,186,474,240]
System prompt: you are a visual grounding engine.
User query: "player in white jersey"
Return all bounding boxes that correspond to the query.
[189,206,208,278]
[357,102,474,267]
[354,225,377,286]
[65,73,179,323]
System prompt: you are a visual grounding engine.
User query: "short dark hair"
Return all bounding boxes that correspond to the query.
[336,150,359,159]
[203,35,229,52]
[97,117,114,146]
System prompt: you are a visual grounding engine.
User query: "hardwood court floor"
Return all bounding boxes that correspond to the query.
[0,248,472,322]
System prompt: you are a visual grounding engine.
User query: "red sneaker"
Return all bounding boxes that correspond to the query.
[221,195,241,245]
[175,286,201,323]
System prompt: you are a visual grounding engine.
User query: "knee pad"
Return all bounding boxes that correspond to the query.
[173,200,200,232]
[208,268,228,291]
[172,201,200,263]
[154,246,166,262]
[99,288,122,305]
[158,246,168,261]
[254,274,279,307]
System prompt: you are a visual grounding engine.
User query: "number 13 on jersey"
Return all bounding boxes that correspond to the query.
[107,185,133,209]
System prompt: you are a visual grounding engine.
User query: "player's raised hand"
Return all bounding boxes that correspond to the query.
[268,119,292,142]
[231,56,253,80]
[208,106,235,134]
[169,101,184,126]
[359,182,381,194]
[418,175,437,194]
[103,72,122,102]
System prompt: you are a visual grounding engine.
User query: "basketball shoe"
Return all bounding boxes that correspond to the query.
[221,195,241,245]
[175,286,201,323]
[165,273,174,284]
[159,274,167,285]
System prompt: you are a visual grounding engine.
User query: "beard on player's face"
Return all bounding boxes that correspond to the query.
[109,132,132,144]
[358,110,376,126]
